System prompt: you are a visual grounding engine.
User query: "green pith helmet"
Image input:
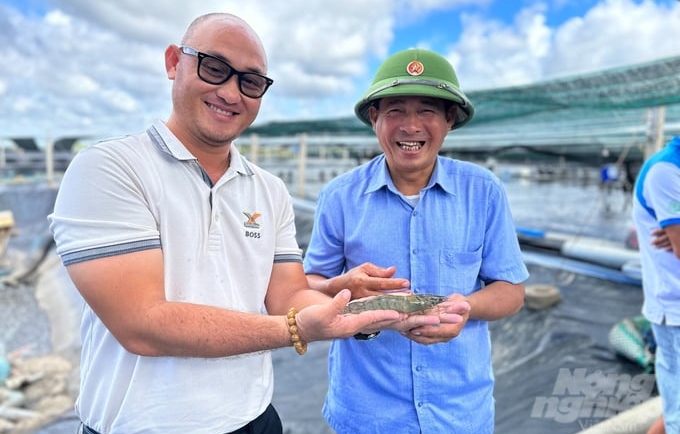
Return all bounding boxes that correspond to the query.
[354,48,474,130]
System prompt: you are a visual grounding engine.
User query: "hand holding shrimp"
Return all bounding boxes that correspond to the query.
[400,294,471,345]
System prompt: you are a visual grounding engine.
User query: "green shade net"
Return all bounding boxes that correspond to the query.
[245,55,680,160]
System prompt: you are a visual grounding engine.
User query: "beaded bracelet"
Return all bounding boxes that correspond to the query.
[287,308,307,355]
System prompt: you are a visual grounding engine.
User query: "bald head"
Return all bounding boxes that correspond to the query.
[181,13,267,66]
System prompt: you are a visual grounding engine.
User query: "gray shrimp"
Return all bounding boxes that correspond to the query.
[342,294,448,314]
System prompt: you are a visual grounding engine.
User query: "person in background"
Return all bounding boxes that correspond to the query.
[304,48,529,433]
[47,13,434,434]
[632,135,680,434]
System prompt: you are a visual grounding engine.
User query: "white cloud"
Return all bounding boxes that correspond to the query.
[49,0,195,45]
[100,88,139,112]
[44,9,71,26]
[0,0,401,136]
[450,4,554,89]
[257,0,394,103]
[546,0,680,77]
[394,0,493,23]
[60,74,100,97]
[12,97,35,114]
[451,0,680,90]
[0,0,678,139]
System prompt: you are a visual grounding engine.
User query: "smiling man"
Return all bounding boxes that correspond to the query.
[304,49,529,433]
[47,13,411,434]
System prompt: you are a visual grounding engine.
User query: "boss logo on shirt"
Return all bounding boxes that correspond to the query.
[243,211,262,239]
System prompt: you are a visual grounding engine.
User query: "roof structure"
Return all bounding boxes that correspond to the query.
[450,54,680,160]
[245,54,680,163]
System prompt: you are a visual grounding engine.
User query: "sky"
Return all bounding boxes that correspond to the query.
[1,0,679,141]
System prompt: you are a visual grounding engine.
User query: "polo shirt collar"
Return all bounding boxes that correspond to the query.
[148,119,252,176]
[228,145,253,176]
[148,120,195,161]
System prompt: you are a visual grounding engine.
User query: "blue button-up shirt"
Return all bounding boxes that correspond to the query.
[304,155,529,434]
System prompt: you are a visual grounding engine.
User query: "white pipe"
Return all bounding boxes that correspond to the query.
[575,396,661,434]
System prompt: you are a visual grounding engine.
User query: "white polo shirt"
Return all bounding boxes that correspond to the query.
[48,120,302,434]
[633,137,680,326]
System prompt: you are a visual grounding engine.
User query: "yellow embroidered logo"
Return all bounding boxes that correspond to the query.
[243,212,262,229]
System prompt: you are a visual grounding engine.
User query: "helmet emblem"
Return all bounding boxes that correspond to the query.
[406,60,424,76]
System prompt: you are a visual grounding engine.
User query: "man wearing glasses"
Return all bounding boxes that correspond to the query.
[48,13,427,434]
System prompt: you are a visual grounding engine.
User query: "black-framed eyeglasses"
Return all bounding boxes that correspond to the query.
[179,46,274,98]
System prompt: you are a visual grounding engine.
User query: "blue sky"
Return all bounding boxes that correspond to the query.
[1,0,679,141]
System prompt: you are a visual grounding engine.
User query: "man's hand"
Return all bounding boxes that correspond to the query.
[651,227,673,252]
[294,289,407,342]
[324,263,411,299]
[398,294,471,345]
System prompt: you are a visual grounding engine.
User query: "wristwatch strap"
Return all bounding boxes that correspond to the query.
[353,331,380,340]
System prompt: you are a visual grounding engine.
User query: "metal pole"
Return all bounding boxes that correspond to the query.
[645,106,666,160]
[45,137,55,186]
[249,133,259,165]
[296,133,308,198]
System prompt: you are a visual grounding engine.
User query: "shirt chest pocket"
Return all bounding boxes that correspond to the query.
[439,248,483,295]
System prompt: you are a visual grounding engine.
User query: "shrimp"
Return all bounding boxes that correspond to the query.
[342,294,448,314]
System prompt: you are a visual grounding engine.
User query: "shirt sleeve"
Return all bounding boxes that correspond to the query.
[303,188,346,277]
[274,188,304,263]
[479,180,530,284]
[645,162,680,228]
[48,144,161,263]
